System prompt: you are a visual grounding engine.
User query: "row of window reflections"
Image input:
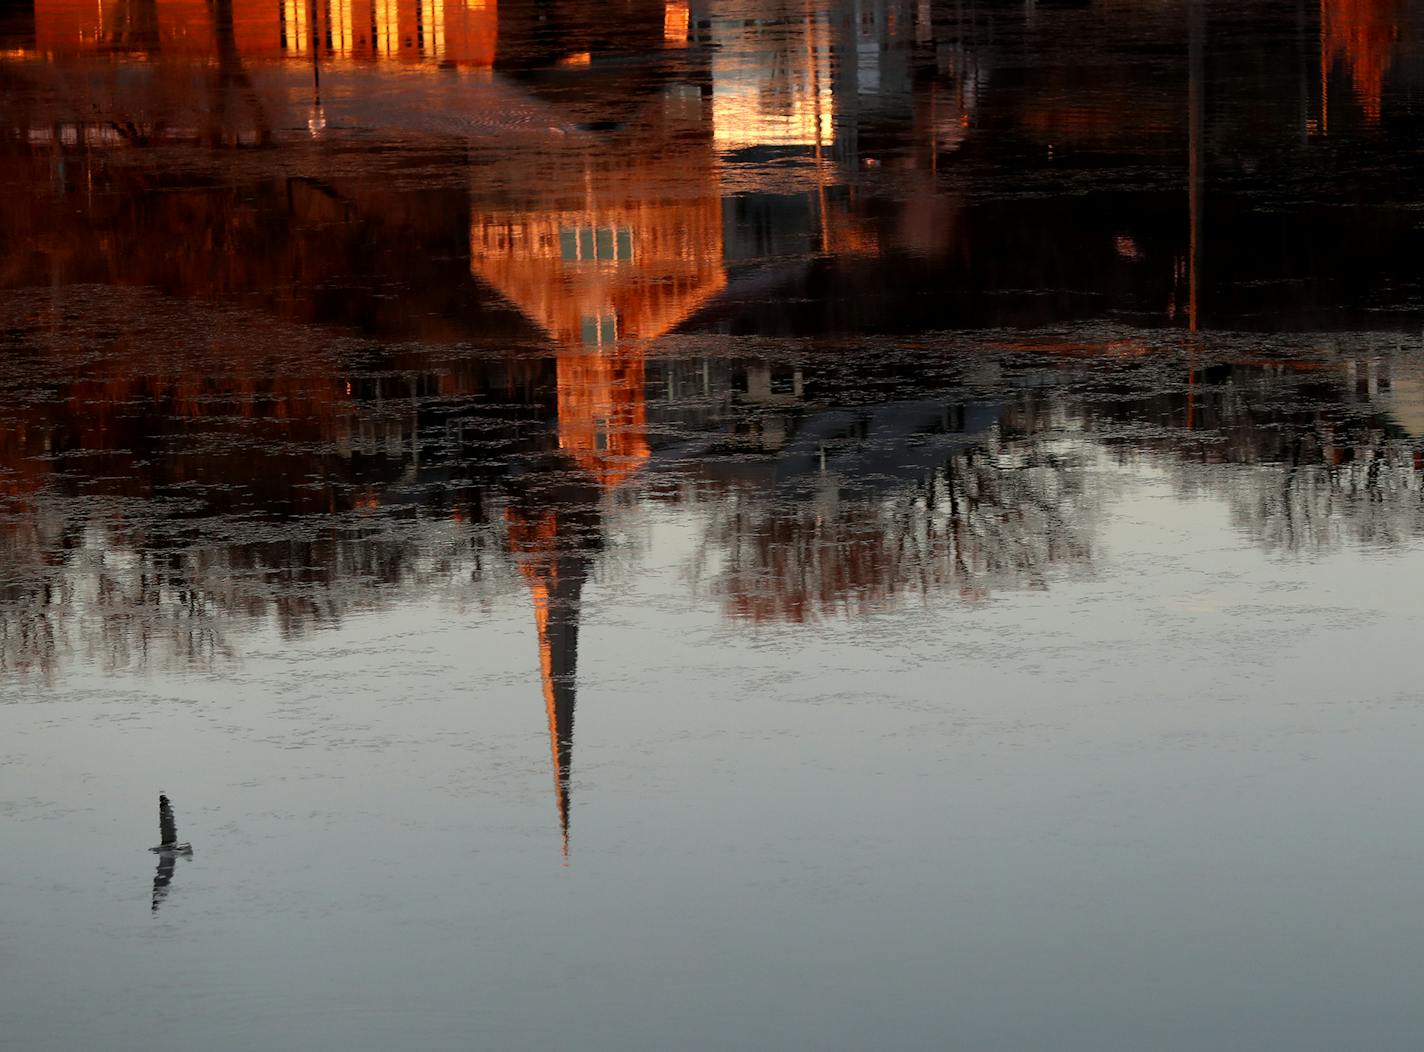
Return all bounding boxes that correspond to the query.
[279,0,488,59]
[561,226,637,264]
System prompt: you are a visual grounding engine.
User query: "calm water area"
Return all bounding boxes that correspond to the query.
[4,0,1424,1047]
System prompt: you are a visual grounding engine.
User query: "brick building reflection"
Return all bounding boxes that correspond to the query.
[469,80,724,849]
[469,124,723,486]
[10,0,1424,851]
[31,0,497,65]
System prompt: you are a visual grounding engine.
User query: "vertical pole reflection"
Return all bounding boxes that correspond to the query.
[1185,0,1205,427]
[1296,0,1310,141]
[808,0,829,254]
[1188,0,1203,335]
[1319,0,1329,135]
[308,0,323,134]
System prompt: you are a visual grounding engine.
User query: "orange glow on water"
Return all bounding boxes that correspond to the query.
[32,0,496,65]
[1322,0,1402,123]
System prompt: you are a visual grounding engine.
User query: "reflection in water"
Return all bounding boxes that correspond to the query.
[6,319,1419,670]
[1322,0,1404,124]
[6,0,1424,858]
[12,2,1424,1045]
[0,289,532,674]
[150,793,194,913]
[696,409,1095,621]
[152,852,177,912]
[709,1,835,150]
[508,469,600,854]
[31,0,498,65]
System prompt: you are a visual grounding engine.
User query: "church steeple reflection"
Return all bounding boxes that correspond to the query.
[506,472,600,857]
[468,80,725,855]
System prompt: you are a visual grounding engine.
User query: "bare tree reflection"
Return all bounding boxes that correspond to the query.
[1081,354,1424,553]
[6,328,1424,671]
[691,402,1097,620]
[0,291,538,675]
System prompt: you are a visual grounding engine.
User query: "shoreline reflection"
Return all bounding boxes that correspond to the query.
[3,301,1422,678]
[6,0,1424,868]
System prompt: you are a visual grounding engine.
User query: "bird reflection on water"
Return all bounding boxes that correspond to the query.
[9,0,1424,1046]
[151,852,177,913]
[150,793,193,913]
[5,0,1424,860]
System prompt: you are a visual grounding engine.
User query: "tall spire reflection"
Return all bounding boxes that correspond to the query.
[506,471,600,857]
[465,71,729,850]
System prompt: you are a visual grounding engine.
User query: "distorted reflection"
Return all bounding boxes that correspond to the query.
[1321,0,1404,125]
[13,4,1424,1048]
[507,468,600,854]
[151,851,177,912]
[5,318,1421,674]
[30,0,498,65]
[149,792,193,912]
[7,0,1424,864]
[691,400,1095,620]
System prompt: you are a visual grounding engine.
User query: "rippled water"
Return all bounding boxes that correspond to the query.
[6,0,1424,1047]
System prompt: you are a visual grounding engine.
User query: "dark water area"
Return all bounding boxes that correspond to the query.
[5,0,1424,1048]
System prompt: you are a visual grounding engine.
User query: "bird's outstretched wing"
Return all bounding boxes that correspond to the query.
[158,794,177,848]
[151,853,176,912]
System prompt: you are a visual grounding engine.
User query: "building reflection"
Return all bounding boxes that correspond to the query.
[707,0,836,151]
[468,86,724,484]
[9,0,1424,853]
[467,73,725,848]
[31,0,498,65]
[1322,0,1405,124]
[15,0,1424,326]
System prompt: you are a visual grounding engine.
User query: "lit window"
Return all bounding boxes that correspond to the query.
[559,226,635,263]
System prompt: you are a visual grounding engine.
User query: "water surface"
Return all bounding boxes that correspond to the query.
[5,0,1424,1047]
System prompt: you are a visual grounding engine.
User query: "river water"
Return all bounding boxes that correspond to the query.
[4,0,1424,1048]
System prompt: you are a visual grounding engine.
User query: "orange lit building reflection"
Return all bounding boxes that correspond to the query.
[709,1,834,149]
[32,0,496,65]
[469,104,725,488]
[472,94,724,852]
[1322,0,1403,123]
